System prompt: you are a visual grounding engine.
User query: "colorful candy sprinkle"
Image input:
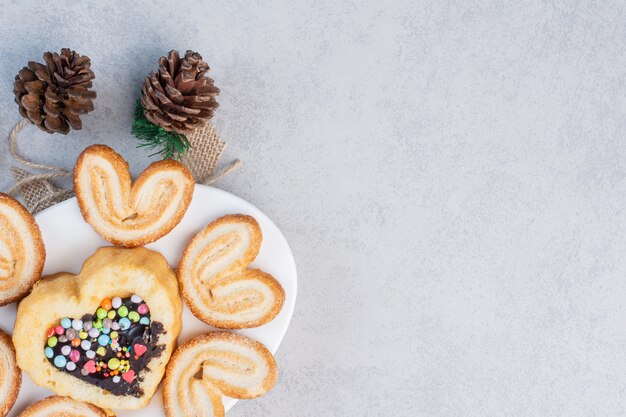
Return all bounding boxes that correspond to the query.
[54,355,67,368]
[112,297,122,309]
[84,360,96,373]
[100,298,112,310]
[122,370,135,383]
[98,334,110,346]
[128,311,140,323]
[117,306,128,317]
[44,347,54,358]
[43,295,154,386]
[108,358,120,370]
[70,349,81,363]
[96,308,107,319]
[119,317,131,330]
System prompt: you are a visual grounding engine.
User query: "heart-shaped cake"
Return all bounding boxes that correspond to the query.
[13,246,182,410]
[74,144,194,247]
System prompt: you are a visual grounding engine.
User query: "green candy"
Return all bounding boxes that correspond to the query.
[47,336,58,347]
[118,306,128,317]
[128,311,140,322]
[93,319,103,329]
[96,308,107,319]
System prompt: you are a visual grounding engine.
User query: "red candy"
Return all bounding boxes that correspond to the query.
[122,370,135,383]
[133,344,147,357]
[70,350,80,363]
[84,360,96,373]
[47,327,55,337]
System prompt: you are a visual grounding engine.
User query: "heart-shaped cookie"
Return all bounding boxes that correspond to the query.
[163,332,278,417]
[74,144,194,247]
[13,246,182,410]
[0,193,45,306]
[178,214,285,328]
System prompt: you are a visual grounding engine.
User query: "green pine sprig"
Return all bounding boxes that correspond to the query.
[132,100,190,160]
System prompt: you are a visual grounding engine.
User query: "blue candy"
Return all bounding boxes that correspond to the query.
[60,317,72,329]
[139,317,150,325]
[97,334,110,346]
[118,317,131,330]
[44,347,54,358]
[54,355,67,368]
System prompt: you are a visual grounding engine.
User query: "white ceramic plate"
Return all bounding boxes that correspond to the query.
[0,185,297,417]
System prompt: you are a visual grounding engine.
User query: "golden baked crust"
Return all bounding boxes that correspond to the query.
[0,329,21,417]
[73,144,194,247]
[13,247,183,410]
[163,332,278,417]
[178,214,285,328]
[17,395,109,417]
[0,193,45,306]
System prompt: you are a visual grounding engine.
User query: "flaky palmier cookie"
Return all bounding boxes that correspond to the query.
[74,145,194,247]
[178,214,285,328]
[17,396,109,417]
[0,193,45,306]
[163,332,278,417]
[0,330,21,417]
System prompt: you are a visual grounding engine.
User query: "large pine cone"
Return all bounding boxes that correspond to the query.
[141,50,219,134]
[13,49,96,134]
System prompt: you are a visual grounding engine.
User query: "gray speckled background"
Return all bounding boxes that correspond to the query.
[0,1,625,416]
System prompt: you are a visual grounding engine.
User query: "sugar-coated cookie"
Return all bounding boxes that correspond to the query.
[163,332,278,417]
[17,396,109,417]
[73,144,194,247]
[178,214,285,328]
[0,329,21,417]
[0,193,45,306]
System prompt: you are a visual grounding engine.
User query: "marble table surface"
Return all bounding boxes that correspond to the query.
[0,1,624,416]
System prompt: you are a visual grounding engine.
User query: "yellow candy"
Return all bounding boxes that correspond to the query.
[96,347,106,356]
[79,331,88,339]
[110,331,118,339]
[108,358,120,370]
[107,310,116,319]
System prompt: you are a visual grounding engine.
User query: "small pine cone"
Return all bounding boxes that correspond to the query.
[141,50,219,134]
[13,49,96,134]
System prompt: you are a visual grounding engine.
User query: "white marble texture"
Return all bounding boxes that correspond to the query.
[0,1,625,416]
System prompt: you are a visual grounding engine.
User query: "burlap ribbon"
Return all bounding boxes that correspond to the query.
[6,120,241,213]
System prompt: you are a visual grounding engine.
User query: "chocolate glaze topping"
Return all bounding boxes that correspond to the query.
[44,296,166,397]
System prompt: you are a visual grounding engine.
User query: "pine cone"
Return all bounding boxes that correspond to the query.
[141,50,219,134]
[13,49,96,134]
